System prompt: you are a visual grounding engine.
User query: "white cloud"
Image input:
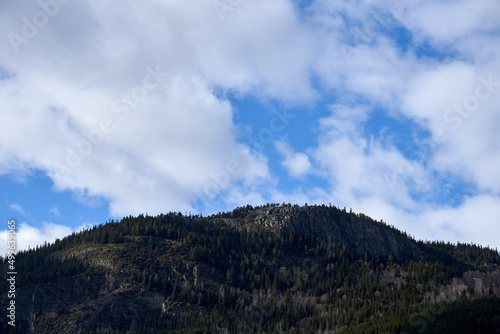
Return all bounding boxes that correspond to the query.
[400,0,500,46]
[0,1,289,216]
[0,221,72,256]
[402,63,500,194]
[49,206,61,217]
[311,105,431,211]
[275,141,312,178]
[351,194,500,251]
[9,204,28,217]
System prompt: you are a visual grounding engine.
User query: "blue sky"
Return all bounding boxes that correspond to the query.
[1,0,500,254]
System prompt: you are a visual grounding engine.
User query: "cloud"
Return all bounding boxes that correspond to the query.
[9,203,28,217]
[49,206,61,217]
[275,141,312,178]
[400,0,500,46]
[352,194,500,250]
[0,221,72,256]
[0,1,291,216]
[402,63,500,194]
[310,105,431,210]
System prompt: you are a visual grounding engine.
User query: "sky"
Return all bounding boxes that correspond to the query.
[1,0,500,255]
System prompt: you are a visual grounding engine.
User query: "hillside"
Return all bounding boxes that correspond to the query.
[1,203,500,333]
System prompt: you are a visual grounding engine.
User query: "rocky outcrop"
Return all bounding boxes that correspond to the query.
[434,270,500,302]
[219,205,425,260]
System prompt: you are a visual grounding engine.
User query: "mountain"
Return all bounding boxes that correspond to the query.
[1,203,500,333]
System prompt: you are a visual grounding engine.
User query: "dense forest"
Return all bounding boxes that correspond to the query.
[1,203,500,333]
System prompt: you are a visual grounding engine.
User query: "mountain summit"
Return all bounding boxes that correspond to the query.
[214,204,425,260]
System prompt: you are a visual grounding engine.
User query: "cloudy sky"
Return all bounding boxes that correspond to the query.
[1,0,499,254]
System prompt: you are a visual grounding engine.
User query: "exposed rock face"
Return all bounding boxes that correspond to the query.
[435,271,500,301]
[220,205,425,260]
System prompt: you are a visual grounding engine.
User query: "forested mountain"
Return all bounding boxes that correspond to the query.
[2,204,500,333]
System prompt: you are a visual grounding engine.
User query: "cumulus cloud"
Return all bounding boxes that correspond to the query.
[310,105,431,210]
[275,141,311,178]
[402,63,500,194]
[400,0,500,46]
[0,1,286,216]
[353,194,500,250]
[0,221,89,256]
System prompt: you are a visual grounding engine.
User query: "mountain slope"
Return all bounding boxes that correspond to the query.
[1,204,500,333]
